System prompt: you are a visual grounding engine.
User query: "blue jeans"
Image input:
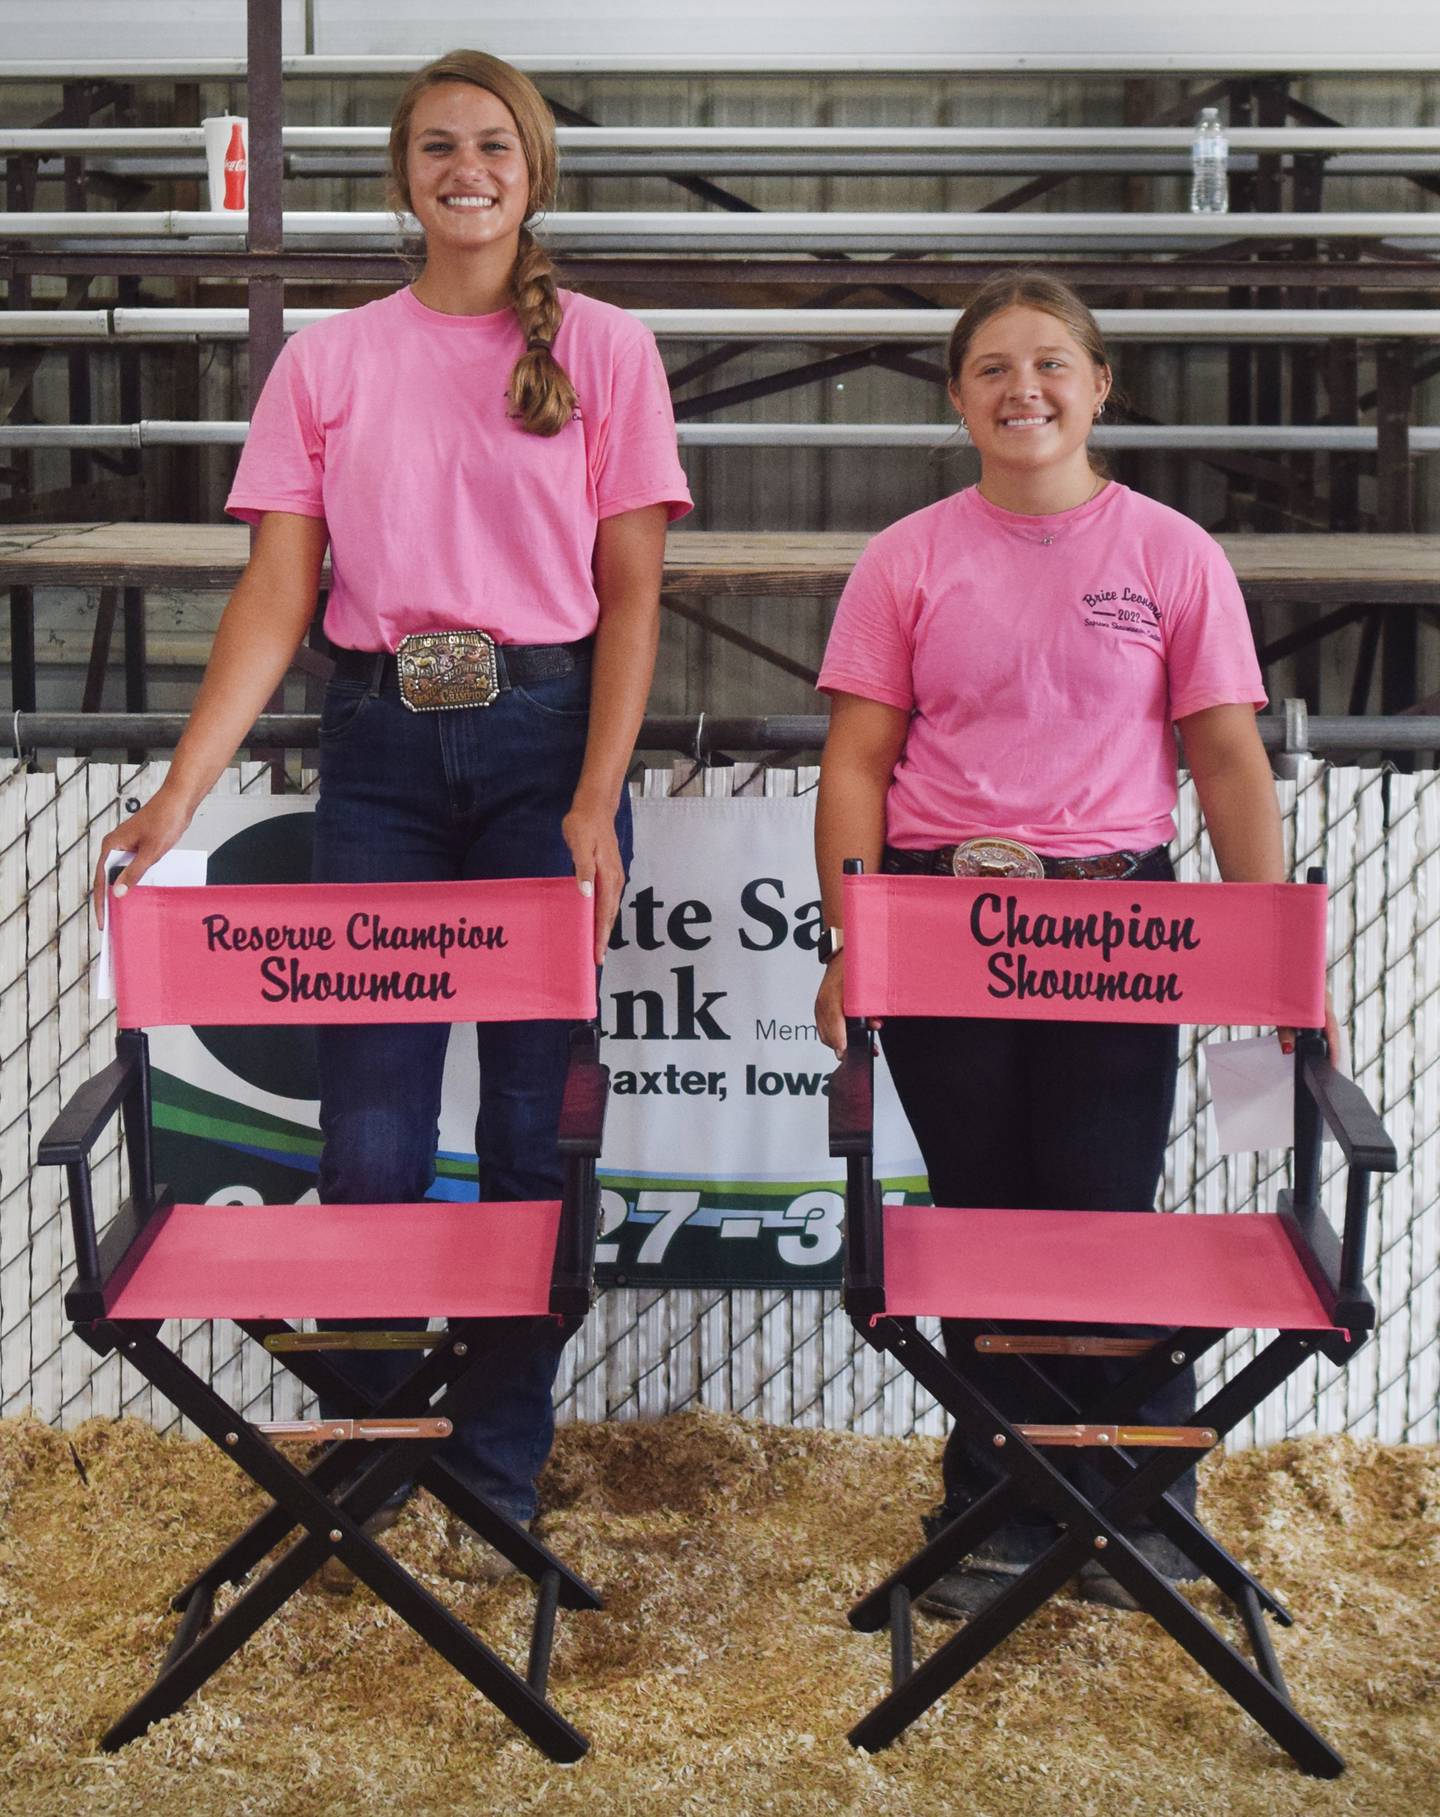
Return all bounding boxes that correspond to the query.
[311,653,630,1522]
[879,853,1194,1552]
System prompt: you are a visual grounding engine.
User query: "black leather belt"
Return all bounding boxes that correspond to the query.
[883,841,1170,882]
[331,637,591,695]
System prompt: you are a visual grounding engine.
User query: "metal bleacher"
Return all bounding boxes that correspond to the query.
[2,16,1438,745]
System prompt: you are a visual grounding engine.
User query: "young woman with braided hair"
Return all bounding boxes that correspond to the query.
[96,50,691,1562]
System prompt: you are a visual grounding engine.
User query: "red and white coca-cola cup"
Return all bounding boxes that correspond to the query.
[202,115,248,211]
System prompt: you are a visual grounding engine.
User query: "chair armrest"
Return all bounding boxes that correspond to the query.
[556,1029,609,1157]
[1301,1053,1398,1171]
[828,1030,874,1158]
[36,1053,139,1166]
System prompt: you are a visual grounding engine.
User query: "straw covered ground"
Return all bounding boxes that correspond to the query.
[0,1410,1436,1815]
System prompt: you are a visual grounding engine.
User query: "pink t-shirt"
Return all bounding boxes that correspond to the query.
[226,286,692,650]
[817,483,1266,856]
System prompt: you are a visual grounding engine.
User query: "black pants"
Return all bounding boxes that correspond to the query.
[879,859,1195,1541]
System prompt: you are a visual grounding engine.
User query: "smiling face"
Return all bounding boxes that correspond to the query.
[403,82,530,260]
[950,304,1111,486]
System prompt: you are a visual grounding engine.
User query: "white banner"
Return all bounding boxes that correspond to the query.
[145,792,924,1286]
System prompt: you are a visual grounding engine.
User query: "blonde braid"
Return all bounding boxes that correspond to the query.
[508,228,578,437]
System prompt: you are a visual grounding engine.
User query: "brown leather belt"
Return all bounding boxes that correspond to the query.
[883,839,1170,882]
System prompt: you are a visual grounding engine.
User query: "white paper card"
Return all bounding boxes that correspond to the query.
[1203,1034,1330,1155]
[95,848,209,1000]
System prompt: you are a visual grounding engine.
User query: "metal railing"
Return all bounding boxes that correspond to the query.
[5,423,1439,453]
[5,307,1439,343]
[9,709,1440,763]
[6,124,1440,180]
[4,209,1437,248]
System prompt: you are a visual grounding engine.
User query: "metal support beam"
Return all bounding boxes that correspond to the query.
[11,124,1440,155]
[661,594,819,685]
[4,207,1438,245]
[9,306,1440,344]
[7,253,1436,291]
[13,712,1440,760]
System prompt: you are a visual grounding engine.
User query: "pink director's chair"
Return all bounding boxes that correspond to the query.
[828,863,1396,1777]
[38,876,609,1761]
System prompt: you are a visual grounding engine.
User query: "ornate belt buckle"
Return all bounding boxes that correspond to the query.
[951,836,1046,880]
[395,629,500,713]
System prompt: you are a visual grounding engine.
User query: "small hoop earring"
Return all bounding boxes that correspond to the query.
[956,415,968,433]
[1094,404,1105,421]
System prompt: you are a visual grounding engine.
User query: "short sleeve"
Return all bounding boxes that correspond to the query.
[589,328,692,523]
[816,539,916,713]
[1166,537,1267,721]
[225,336,327,525]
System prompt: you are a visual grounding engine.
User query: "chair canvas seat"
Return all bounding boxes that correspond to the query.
[107,1200,563,1320]
[882,1206,1340,1332]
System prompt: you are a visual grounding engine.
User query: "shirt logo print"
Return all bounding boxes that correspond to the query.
[1080,586,1163,644]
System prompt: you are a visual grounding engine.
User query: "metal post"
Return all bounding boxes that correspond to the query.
[6,148,37,713]
[1226,81,1255,524]
[247,0,287,781]
[1377,341,1416,726]
[246,0,285,412]
[1376,341,1415,535]
[1288,143,1324,702]
[61,83,93,494]
[1325,280,1361,532]
[1254,79,1287,532]
[123,589,147,713]
[167,81,203,521]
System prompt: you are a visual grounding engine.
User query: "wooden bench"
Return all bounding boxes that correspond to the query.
[4,523,1437,714]
[3,522,1437,602]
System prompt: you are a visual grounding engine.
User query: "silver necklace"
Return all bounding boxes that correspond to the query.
[984,473,1106,545]
[1038,474,1105,544]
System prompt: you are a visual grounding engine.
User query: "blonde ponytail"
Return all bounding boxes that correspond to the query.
[507,228,578,437]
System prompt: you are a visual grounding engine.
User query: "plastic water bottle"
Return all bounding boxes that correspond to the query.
[1190,108,1228,215]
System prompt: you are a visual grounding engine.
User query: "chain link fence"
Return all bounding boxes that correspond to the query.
[1,756,1435,1447]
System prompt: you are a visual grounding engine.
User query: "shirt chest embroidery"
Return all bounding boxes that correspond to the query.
[1079,585,1163,645]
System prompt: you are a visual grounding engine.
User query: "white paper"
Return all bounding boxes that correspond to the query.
[1203,1034,1323,1155]
[95,847,209,1000]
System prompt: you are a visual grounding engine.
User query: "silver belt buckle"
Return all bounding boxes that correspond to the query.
[951,836,1046,880]
[395,629,500,713]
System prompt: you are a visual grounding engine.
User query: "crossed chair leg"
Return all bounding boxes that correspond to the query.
[846,1318,1345,1778]
[80,1316,599,1762]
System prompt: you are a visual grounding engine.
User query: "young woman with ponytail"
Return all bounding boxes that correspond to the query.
[96,51,691,1559]
[813,272,1335,1617]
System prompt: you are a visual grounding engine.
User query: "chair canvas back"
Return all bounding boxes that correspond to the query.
[842,874,1326,1029]
[109,877,597,1029]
